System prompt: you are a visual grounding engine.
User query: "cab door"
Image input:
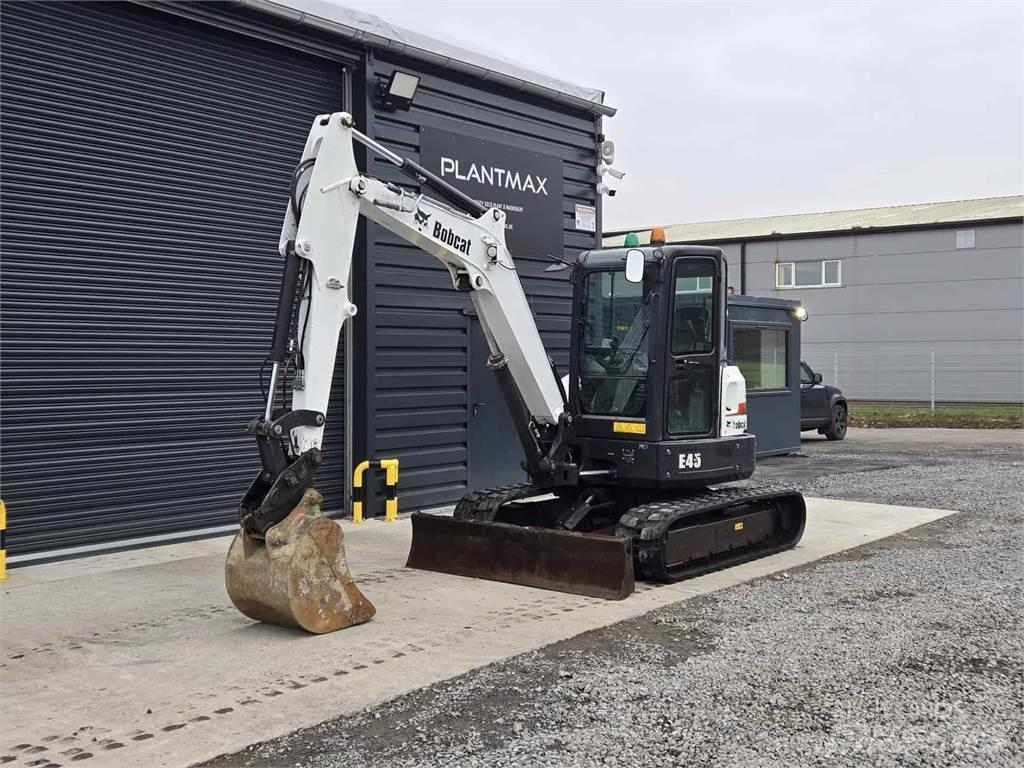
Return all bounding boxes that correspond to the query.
[572,265,654,439]
[663,255,721,440]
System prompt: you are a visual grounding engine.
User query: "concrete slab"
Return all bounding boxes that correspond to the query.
[0,497,955,768]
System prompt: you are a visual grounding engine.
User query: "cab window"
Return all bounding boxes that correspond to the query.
[671,261,715,355]
[578,270,652,417]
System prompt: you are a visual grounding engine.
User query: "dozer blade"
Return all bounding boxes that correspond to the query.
[225,489,375,634]
[406,513,634,600]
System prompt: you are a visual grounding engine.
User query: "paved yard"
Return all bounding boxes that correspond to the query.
[206,429,1023,768]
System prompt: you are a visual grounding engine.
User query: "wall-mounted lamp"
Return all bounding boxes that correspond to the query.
[376,70,420,112]
[794,306,809,321]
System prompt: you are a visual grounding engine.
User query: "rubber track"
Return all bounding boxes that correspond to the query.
[453,483,542,521]
[616,484,806,583]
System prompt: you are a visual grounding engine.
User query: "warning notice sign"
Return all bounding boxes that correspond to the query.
[574,203,596,233]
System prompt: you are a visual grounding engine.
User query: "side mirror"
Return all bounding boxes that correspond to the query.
[813,372,823,384]
[624,248,644,284]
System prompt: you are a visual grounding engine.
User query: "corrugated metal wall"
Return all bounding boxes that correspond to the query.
[741,223,1024,403]
[0,1,347,556]
[362,54,600,510]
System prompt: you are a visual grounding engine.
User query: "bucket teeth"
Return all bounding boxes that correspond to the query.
[225,489,375,633]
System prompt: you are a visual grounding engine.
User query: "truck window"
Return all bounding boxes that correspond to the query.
[800,362,814,385]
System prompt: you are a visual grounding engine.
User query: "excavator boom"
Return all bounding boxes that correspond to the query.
[227,112,590,631]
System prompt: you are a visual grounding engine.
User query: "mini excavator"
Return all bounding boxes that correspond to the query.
[224,112,805,633]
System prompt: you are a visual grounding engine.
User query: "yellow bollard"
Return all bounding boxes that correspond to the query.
[351,459,400,523]
[351,460,371,523]
[0,499,7,581]
[380,458,400,522]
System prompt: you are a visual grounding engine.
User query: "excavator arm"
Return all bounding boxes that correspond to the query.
[240,112,568,536]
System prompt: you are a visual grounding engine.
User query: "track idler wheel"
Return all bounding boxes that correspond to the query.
[225,489,375,633]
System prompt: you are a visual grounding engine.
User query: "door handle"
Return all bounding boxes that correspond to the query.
[472,401,486,416]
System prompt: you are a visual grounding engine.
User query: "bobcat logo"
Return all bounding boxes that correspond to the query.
[414,206,431,231]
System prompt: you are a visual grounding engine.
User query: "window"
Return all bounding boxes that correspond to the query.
[956,229,976,249]
[733,327,788,390]
[671,261,715,355]
[675,275,713,293]
[578,270,651,417]
[800,362,814,385]
[776,259,841,288]
[776,263,794,287]
[667,368,714,435]
[667,259,717,436]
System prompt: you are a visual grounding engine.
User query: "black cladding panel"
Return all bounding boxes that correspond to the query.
[0,1,346,556]
[363,54,601,510]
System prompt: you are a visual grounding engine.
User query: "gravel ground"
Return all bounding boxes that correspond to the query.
[206,429,1024,768]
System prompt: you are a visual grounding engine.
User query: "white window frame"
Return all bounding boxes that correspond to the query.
[956,229,976,249]
[775,259,842,289]
[775,262,794,288]
[822,259,842,286]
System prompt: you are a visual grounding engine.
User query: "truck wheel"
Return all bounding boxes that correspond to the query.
[824,404,847,440]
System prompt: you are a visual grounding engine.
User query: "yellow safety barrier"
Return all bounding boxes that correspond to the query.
[0,499,7,580]
[351,458,400,523]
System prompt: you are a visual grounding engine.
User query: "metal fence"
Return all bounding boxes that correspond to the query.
[803,345,1024,410]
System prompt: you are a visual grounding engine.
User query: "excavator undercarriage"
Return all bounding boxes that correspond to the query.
[407,483,805,600]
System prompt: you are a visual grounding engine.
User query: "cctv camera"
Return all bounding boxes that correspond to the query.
[597,163,626,180]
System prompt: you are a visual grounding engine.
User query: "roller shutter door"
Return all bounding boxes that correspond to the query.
[0,2,347,557]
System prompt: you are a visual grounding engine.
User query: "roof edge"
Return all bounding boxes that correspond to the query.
[607,194,1024,238]
[238,0,617,117]
[605,195,1024,245]
[604,215,1024,247]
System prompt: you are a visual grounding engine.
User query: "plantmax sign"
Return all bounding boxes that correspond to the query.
[439,158,550,196]
[420,127,564,259]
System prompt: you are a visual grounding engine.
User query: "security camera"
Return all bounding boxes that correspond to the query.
[597,163,625,180]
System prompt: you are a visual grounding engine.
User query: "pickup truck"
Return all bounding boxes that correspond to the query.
[800,361,848,440]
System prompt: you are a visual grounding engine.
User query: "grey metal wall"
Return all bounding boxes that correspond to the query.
[355,54,601,511]
[0,1,348,557]
[737,222,1024,402]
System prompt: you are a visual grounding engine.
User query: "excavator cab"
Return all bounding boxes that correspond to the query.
[568,245,754,487]
[408,244,804,596]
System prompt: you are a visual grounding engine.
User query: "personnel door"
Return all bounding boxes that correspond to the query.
[665,257,720,438]
[467,316,526,490]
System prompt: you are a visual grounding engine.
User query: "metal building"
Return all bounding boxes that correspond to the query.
[0,1,613,560]
[607,197,1024,404]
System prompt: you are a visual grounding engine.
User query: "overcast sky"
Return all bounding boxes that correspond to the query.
[336,0,1023,230]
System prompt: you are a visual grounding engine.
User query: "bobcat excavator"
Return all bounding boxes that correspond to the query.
[224,112,806,633]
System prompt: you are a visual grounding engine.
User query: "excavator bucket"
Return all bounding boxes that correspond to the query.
[225,489,375,633]
[406,513,634,600]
